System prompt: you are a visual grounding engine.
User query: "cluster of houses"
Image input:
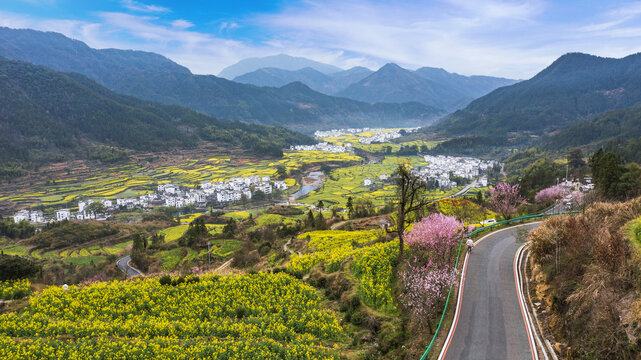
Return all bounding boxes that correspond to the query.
[357,128,419,144]
[13,176,289,224]
[313,127,418,140]
[290,142,353,153]
[413,155,498,189]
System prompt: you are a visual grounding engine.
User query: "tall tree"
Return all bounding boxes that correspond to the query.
[589,149,624,199]
[567,148,586,170]
[390,164,429,259]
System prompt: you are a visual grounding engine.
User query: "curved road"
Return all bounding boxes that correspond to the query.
[116,255,142,277]
[441,224,538,360]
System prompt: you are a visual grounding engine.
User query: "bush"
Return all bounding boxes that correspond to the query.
[351,311,365,326]
[258,242,272,256]
[159,275,172,286]
[0,255,40,281]
[235,306,247,319]
[350,294,361,309]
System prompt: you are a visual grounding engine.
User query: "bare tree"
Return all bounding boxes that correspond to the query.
[389,164,429,259]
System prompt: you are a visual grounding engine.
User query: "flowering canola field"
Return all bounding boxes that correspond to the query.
[289,230,398,312]
[0,279,31,300]
[0,272,344,359]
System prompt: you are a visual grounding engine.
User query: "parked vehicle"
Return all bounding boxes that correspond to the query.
[480,219,497,226]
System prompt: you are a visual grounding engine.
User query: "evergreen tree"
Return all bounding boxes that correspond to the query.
[307,210,315,229]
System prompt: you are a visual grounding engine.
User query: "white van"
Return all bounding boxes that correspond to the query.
[480,219,497,226]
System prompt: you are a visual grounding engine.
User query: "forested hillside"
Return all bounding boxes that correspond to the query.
[546,104,641,150]
[0,57,314,176]
[0,27,441,132]
[435,52,641,136]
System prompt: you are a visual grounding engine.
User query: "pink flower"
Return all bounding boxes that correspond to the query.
[535,186,569,203]
[405,213,465,267]
[489,182,526,219]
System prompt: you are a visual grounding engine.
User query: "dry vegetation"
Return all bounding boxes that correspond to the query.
[528,197,641,359]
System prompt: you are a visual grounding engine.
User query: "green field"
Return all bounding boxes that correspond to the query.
[0,150,361,209]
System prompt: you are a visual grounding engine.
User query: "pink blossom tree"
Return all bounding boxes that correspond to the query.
[569,190,585,205]
[405,213,465,267]
[489,182,526,219]
[400,260,457,332]
[534,185,569,204]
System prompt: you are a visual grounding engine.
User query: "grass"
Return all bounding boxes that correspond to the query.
[211,239,243,258]
[102,241,131,255]
[156,248,185,270]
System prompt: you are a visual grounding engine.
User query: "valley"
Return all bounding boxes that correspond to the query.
[2,5,641,359]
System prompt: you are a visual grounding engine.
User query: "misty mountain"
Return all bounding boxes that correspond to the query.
[233,66,373,94]
[0,27,441,132]
[337,63,464,110]
[413,67,517,101]
[434,52,641,137]
[337,63,516,111]
[218,53,342,79]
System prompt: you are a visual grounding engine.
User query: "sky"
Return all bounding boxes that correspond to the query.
[2,0,641,79]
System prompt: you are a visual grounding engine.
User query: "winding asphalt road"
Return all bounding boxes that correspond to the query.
[441,224,538,360]
[116,255,142,277]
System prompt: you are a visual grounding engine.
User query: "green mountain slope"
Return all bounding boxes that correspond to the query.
[337,63,517,111]
[0,57,313,175]
[0,27,441,132]
[338,63,465,110]
[434,52,641,136]
[413,67,517,102]
[546,104,641,149]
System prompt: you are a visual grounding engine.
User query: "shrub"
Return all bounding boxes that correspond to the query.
[159,275,172,286]
[350,311,365,326]
[0,255,40,281]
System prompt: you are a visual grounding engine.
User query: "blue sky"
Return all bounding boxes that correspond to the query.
[2,0,641,78]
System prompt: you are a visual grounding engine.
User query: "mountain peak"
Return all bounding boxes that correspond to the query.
[219,54,342,79]
[378,63,405,72]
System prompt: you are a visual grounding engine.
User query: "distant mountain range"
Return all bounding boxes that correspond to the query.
[0,27,442,133]
[434,52,641,137]
[218,54,343,79]
[0,56,313,173]
[233,62,517,111]
[234,66,374,94]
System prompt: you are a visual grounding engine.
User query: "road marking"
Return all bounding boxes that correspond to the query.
[515,243,538,360]
[438,223,540,360]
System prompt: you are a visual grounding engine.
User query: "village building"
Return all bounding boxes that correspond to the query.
[56,209,71,221]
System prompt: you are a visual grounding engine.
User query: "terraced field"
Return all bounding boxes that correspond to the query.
[302,156,462,207]
[0,151,361,209]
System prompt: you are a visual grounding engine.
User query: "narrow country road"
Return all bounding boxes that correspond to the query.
[117,255,142,277]
[441,224,538,360]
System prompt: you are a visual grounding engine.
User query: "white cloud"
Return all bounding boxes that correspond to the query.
[120,0,170,13]
[218,21,240,32]
[171,19,194,29]
[2,1,641,79]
